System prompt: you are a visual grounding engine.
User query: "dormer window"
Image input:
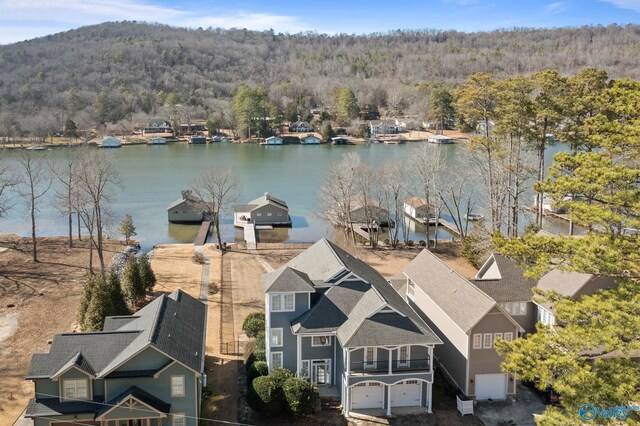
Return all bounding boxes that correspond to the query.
[271,294,294,312]
[62,378,88,401]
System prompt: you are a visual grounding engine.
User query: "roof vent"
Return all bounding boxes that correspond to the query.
[168,333,171,338]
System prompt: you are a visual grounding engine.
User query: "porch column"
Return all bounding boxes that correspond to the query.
[345,381,350,417]
[346,349,351,374]
[388,347,393,375]
[296,334,301,375]
[386,384,392,416]
[427,381,433,413]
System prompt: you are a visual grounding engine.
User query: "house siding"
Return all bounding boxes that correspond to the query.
[300,336,335,361]
[467,307,518,397]
[251,204,290,225]
[34,379,58,399]
[167,202,205,223]
[510,301,537,334]
[267,293,309,371]
[115,347,171,371]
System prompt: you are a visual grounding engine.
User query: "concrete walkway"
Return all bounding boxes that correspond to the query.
[474,383,546,426]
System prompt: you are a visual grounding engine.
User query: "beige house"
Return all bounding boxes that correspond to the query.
[167,190,211,223]
[403,250,523,401]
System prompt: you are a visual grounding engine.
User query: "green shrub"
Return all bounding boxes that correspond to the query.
[269,368,294,387]
[253,347,266,362]
[247,361,269,385]
[253,330,266,361]
[248,374,288,417]
[242,312,265,338]
[245,352,256,372]
[283,376,319,415]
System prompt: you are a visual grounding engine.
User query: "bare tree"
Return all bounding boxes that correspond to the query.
[191,168,240,251]
[353,162,379,248]
[0,159,17,217]
[409,144,446,246]
[317,152,361,244]
[16,151,53,262]
[438,175,476,239]
[377,162,407,248]
[49,149,81,247]
[76,150,121,272]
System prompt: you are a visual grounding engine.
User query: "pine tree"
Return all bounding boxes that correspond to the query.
[138,253,157,294]
[106,268,130,316]
[122,255,144,305]
[77,274,96,329]
[118,214,137,245]
[83,274,113,331]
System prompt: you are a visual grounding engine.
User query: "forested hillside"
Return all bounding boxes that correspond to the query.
[1,21,639,136]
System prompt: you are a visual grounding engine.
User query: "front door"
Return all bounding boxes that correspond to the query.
[312,360,330,385]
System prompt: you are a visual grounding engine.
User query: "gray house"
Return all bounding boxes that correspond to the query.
[167,190,211,223]
[24,289,207,426]
[233,192,291,227]
[473,254,538,334]
[262,239,442,417]
[404,250,523,401]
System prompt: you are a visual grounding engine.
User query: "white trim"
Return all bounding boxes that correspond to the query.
[397,345,410,367]
[483,333,493,349]
[271,351,283,370]
[472,333,482,350]
[172,412,186,426]
[61,378,89,401]
[153,361,177,378]
[311,335,331,347]
[271,328,284,347]
[52,364,95,381]
[364,347,377,369]
[300,360,310,378]
[271,293,295,312]
[96,395,168,420]
[170,375,185,397]
[504,332,513,342]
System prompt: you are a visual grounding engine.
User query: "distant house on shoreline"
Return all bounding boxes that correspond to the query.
[143,118,173,136]
[301,135,321,145]
[289,121,313,132]
[167,190,211,223]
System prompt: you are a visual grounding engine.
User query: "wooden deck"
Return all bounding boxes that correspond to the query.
[243,223,257,250]
[193,221,211,246]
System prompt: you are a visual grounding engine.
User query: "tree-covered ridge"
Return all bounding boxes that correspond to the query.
[1,21,640,134]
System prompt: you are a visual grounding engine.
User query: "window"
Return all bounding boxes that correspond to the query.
[493,332,503,343]
[504,332,513,342]
[277,212,283,216]
[271,352,283,369]
[364,347,377,368]
[398,346,410,367]
[267,212,272,216]
[502,302,527,316]
[257,212,262,217]
[271,328,283,346]
[172,413,186,426]
[300,360,310,378]
[271,294,295,312]
[171,376,185,397]
[483,333,493,349]
[62,379,88,400]
[312,336,331,346]
[407,280,415,299]
[472,333,482,349]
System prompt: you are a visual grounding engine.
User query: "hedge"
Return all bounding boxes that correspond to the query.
[247,361,269,385]
[283,376,319,415]
[247,370,293,416]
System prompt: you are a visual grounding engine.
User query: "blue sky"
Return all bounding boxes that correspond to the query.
[0,0,639,44]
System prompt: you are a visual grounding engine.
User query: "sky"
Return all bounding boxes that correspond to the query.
[0,0,639,45]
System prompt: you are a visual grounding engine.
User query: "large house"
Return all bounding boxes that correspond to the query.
[233,192,291,227]
[472,254,538,334]
[289,121,313,133]
[262,239,442,417]
[167,190,211,223]
[369,120,404,136]
[535,269,617,327]
[404,250,523,401]
[143,119,173,136]
[25,290,207,426]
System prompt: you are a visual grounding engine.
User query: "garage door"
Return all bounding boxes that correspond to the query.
[475,373,507,400]
[351,382,384,409]
[391,380,421,407]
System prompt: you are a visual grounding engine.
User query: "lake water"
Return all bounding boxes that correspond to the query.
[0,142,570,251]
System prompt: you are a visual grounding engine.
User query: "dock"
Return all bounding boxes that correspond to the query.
[243,223,257,250]
[194,221,212,246]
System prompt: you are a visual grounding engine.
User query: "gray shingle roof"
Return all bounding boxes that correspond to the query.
[285,239,441,347]
[96,385,171,418]
[344,312,435,347]
[537,269,595,297]
[404,249,497,333]
[263,267,316,293]
[472,254,537,303]
[27,289,205,380]
[25,398,100,418]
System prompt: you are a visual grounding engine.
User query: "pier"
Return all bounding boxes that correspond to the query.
[193,221,212,246]
[243,223,257,250]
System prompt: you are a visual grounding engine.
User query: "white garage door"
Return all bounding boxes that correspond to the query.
[351,382,384,409]
[390,380,421,407]
[475,373,507,400]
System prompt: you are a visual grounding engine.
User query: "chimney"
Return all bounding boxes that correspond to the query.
[265,192,270,201]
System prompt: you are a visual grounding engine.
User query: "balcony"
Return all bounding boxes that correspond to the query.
[348,358,431,375]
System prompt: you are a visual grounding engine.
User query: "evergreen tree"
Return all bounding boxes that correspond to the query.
[118,214,137,245]
[320,121,334,142]
[138,253,157,294]
[64,119,78,138]
[122,255,144,305]
[333,87,359,126]
[106,268,130,316]
[77,274,96,328]
[83,274,113,331]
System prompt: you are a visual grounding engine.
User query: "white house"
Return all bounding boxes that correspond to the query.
[261,136,283,145]
[99,136,122,148]
[301,135,321,145]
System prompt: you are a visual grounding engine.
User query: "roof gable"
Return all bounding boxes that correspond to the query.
[473,254,537,302]
[264,267,315,293]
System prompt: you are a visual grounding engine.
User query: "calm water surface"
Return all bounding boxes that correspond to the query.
[0,142,571,250]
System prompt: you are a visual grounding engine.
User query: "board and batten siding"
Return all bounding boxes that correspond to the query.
[407,277,469,394]
[467,307,519,397]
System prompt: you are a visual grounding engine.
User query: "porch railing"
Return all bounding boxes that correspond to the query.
[348,358,431,375]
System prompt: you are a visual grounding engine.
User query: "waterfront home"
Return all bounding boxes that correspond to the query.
[233,192,291,227]
[472,254,538,334]
[99,136,122,148]
[301,135,321,145]
[369,120,400,136]
[404,250,523,401]
[427,134,454,144]
[535,270,617,327]
[331,136,351,145]
[148,136,167,145]
[261,136,283,145]
[179,121,206,135]
[348,199,390,226]
[143,118,173,136]
[289,121,313,132]
[167,190,211,223]
[263,239,442,417]
[24,289,206,426]
[403,197,437,223]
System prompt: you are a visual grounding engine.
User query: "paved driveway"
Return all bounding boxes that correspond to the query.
[474,383,546,426]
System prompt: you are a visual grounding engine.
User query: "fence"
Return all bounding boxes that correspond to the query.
[232,242,314,251]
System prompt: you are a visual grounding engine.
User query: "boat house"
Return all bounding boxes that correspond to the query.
[99,136,122,148]
[233,192,291,227]
[427,134,454,144]
[167,190,211,223]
